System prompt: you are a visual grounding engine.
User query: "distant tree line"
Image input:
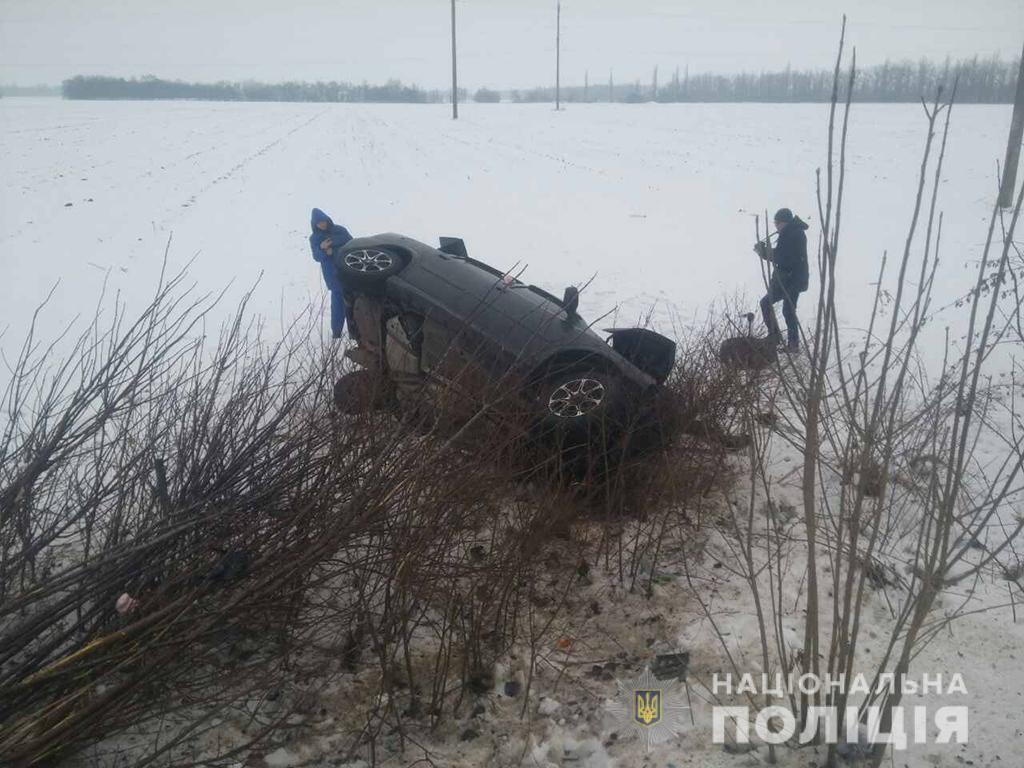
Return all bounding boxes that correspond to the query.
[0,83,61,97]
[473,87,501,103]
[62,75,451,103]
[57,55,1019,105]
[512,56,1020,104]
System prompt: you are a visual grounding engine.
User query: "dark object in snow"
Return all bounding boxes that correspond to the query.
[333,233,677,473]
[333,369,393,414]
[718,431,752,451]
[836,726,873,761]
[719,313,778,371]
[64,202,73,207]
[208,549,249,584]
[342,624,365,671]
[858,460,886,498]
[471,703,486,718]
[503,680,522,697]
[679,414,750,452]
[466,668,493,695]
[460,728,480,741]
[587,663,616,681]
[864,556,905,591]
[651,652,689,681]
[723,740,757,755]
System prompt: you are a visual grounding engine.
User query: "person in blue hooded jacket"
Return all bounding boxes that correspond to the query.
[309,208,354,339]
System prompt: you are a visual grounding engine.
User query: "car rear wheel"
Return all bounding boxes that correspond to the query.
[537,368,626,432]
[546,375,608,419]
[336,247,404,287]
[533,368,631,481]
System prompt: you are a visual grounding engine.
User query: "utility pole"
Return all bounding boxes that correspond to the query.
[998,41,1024,207]
[555,0,561,111]
[451,0,458,120]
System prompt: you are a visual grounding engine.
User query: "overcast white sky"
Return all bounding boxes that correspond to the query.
[1,1,1022,89]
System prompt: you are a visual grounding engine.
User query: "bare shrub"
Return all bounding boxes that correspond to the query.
[0,262,743,765]
[692,19,1024,767]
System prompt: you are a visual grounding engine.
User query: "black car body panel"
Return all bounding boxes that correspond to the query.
[335,234,676,402]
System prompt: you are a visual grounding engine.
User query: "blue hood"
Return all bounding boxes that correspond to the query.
[311,208,334,232]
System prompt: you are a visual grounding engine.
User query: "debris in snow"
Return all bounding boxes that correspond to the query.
[503,680,522,698]
[531,731,613,768]
[466,667,493,694]
[836,724,874,761]
[207,549,249,585]
[723,739,757,755]
[263,747,300,767]
[538,697,561,716]
[460,727,479,741]
[651,652,690,681]
[115,593,139,615]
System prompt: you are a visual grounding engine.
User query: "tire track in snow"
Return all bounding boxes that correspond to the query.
[174,109,326,214]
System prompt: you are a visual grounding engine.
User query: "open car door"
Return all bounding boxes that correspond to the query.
[605,328,676,384]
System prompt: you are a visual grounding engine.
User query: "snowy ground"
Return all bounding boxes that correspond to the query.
[2,98,1022,767]
[0,98,1012,359]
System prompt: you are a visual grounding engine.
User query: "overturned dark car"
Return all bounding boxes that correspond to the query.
[331,234,676,471]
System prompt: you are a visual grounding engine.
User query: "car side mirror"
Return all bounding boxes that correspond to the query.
[438,237,468,258]
[562,286,579,316]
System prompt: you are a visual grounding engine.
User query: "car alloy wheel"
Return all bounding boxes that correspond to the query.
[547,377,605,418]
[344,249,395,274]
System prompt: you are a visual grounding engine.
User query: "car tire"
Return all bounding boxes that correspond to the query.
[532,368,632,482]
[335,247,404,288]
[536,368,627,435]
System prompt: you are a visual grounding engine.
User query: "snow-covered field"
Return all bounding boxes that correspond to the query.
[2,98,1021,768]
[0,97,1012,358]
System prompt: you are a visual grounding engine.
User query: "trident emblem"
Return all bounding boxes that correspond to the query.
[634,690,662,726]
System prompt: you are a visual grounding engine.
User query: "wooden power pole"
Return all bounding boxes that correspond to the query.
[451,0,458,120]
[555,0,561,111]
[999,42,1024,207]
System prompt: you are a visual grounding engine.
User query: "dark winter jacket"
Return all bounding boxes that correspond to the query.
[770,216,809,294]
[309,208,353,293]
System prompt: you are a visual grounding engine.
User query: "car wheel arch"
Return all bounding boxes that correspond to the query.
[528,350,620,388]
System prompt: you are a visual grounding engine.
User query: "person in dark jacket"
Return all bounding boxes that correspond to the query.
[755,207,809,352]
[309,208,354,339]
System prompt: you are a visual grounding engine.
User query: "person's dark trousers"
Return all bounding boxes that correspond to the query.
[760,281,801,347]
[329,290,346,339]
